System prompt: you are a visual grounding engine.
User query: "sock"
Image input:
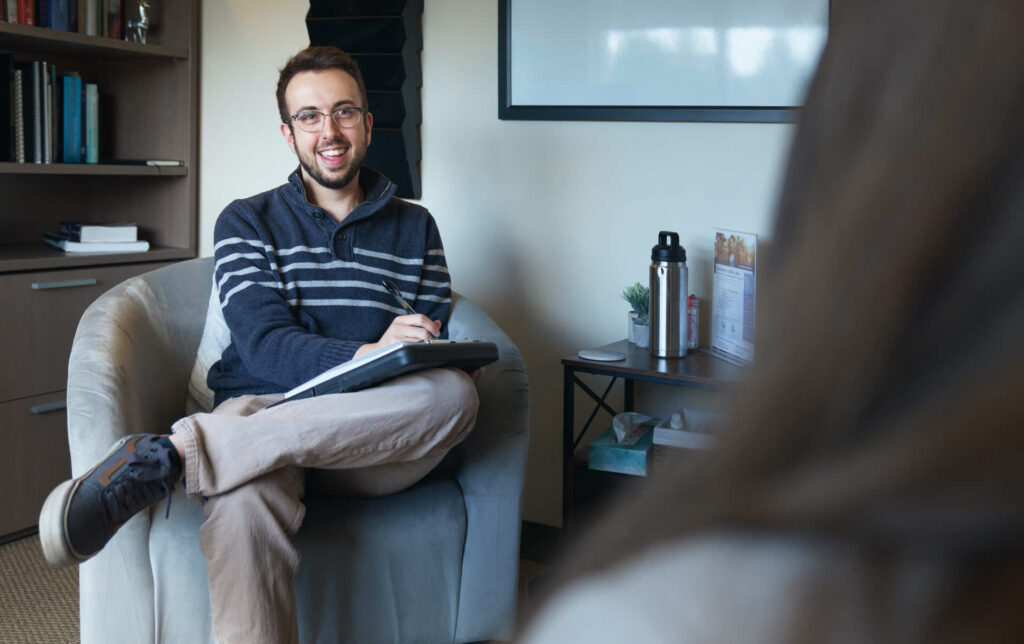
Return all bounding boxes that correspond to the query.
[157,435,183,475]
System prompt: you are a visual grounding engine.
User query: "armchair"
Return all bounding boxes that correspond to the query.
[66,257,530,643]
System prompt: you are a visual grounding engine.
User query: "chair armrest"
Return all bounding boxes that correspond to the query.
[68,260,211,644]
[445,294,531,641]
[67,279,196,469]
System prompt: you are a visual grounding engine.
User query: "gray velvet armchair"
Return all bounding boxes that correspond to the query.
[66,257,530,643]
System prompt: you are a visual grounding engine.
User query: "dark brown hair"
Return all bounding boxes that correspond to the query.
[544,1,1024,641]
[276,46,368,123]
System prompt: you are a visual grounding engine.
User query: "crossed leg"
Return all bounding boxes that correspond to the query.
[178,368,479,643]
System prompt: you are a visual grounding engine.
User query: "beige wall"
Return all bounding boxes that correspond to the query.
[201,0,793,526]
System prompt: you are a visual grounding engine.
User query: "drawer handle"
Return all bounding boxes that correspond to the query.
[31,278,98,290]
[30,400,67,414]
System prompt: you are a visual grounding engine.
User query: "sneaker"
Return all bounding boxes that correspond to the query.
[39,434,182,567]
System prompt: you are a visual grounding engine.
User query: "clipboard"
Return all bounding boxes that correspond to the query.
[272,340,498,406]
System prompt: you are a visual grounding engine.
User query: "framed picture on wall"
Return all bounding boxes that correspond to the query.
[499,0,831,123]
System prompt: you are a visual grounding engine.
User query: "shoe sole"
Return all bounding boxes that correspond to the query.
[38,435,135,567]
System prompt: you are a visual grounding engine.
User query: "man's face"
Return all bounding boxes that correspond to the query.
[280,69,373,191]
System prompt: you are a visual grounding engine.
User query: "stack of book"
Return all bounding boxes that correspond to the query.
[2,54,99,164]
[2,0,124,38]
[43,222,149,253]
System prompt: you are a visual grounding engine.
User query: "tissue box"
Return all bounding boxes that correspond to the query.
[588,425,654,477]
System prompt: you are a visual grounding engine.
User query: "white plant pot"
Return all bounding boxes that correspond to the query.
[632,320,650,347]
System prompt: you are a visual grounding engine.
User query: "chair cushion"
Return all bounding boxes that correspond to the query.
[185,276,231,415]
[296,477,468,643]
[147,477,467,644]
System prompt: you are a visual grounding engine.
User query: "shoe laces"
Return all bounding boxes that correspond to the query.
[102,443,179,522]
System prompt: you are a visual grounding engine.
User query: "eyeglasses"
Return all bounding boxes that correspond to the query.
[288,107,368,132]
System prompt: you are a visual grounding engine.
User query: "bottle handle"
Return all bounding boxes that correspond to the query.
[658,231,679,247]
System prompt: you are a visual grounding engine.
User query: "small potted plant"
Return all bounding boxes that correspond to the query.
[621,282,650,347]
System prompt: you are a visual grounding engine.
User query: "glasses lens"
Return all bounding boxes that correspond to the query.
[331,108,362,128]
[294,111,325,132]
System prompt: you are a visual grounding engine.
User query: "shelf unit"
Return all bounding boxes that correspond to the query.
[0,2,199,541]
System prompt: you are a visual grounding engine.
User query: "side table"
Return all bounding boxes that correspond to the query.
[561,340,746,526]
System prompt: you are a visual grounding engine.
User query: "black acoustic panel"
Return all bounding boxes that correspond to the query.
[306,16,422,53]
[388,119,420,161]
[398,82,420,124]
[308,0,420,19]
[366,86,421,129]
[307,0,422,198]
[366,128,419,198]
[350,52,421,91]
[367,92,405,128]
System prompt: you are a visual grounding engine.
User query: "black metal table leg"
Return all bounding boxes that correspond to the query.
[562,364,574,527]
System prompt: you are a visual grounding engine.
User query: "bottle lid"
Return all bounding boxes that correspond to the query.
[652,230,686,262]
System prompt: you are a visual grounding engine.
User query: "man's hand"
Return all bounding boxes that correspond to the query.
[354,314,441,358]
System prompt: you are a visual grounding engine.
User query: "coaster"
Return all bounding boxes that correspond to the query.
[578,348,626,362]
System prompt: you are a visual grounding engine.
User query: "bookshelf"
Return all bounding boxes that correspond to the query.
[0,1,199,540]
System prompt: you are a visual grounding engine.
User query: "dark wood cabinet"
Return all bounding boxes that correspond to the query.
[0,2,198,540]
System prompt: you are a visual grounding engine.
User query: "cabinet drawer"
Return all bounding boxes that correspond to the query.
[0,391,70,538]
[0,262,173,401]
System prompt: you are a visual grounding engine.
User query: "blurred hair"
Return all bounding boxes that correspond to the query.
[276,46,368,123]
[552,1,1024,641]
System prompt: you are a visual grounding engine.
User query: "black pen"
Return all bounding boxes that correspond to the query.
[382,279,418,315]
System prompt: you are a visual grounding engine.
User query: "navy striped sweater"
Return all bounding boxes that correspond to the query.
[207,166,451,405]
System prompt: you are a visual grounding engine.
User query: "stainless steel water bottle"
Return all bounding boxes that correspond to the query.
[649,231,688,358]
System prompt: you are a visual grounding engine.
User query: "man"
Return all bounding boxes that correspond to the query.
[39,46,478,643]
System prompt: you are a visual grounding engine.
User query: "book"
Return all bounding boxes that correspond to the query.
[51,62,59,163]
[0,54,11,162]
[43,232,149,253]
[81,0,99,35]
[41,62,52,164]
[16,0,32,25]
[5,0,16,24]
[38,0,52,27]
[99,158,185,167]
[21,60,43,164]
[38,0,70,30]
[61,74,82,163]
[13,68,24,162]
[59,222,137,242]
[104,0,120,38]
[84,82,97,163]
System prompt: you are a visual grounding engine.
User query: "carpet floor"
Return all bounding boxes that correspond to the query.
[0,532,551,643]
[0,534,79,643]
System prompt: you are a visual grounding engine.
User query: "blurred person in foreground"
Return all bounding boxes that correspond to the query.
[521,1,1024,642]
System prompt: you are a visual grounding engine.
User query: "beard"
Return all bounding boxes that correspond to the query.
[297,138,367,191]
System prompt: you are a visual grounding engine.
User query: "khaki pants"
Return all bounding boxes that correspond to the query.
[171,368,479,644]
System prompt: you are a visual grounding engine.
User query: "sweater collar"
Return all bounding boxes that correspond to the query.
[285,165,398,225]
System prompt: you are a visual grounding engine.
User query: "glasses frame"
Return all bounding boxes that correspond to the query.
[288,106,369,132]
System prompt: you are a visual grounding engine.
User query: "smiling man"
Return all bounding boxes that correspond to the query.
[38,47,479,644]
[280,54,371,211]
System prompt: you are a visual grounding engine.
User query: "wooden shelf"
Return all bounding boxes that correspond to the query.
[0,0,197,542]
[0,243,193,273]
[0,21,187,59]
[0,162,187,176]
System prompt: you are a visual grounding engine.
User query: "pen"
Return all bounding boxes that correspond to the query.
[382,279,418,315]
